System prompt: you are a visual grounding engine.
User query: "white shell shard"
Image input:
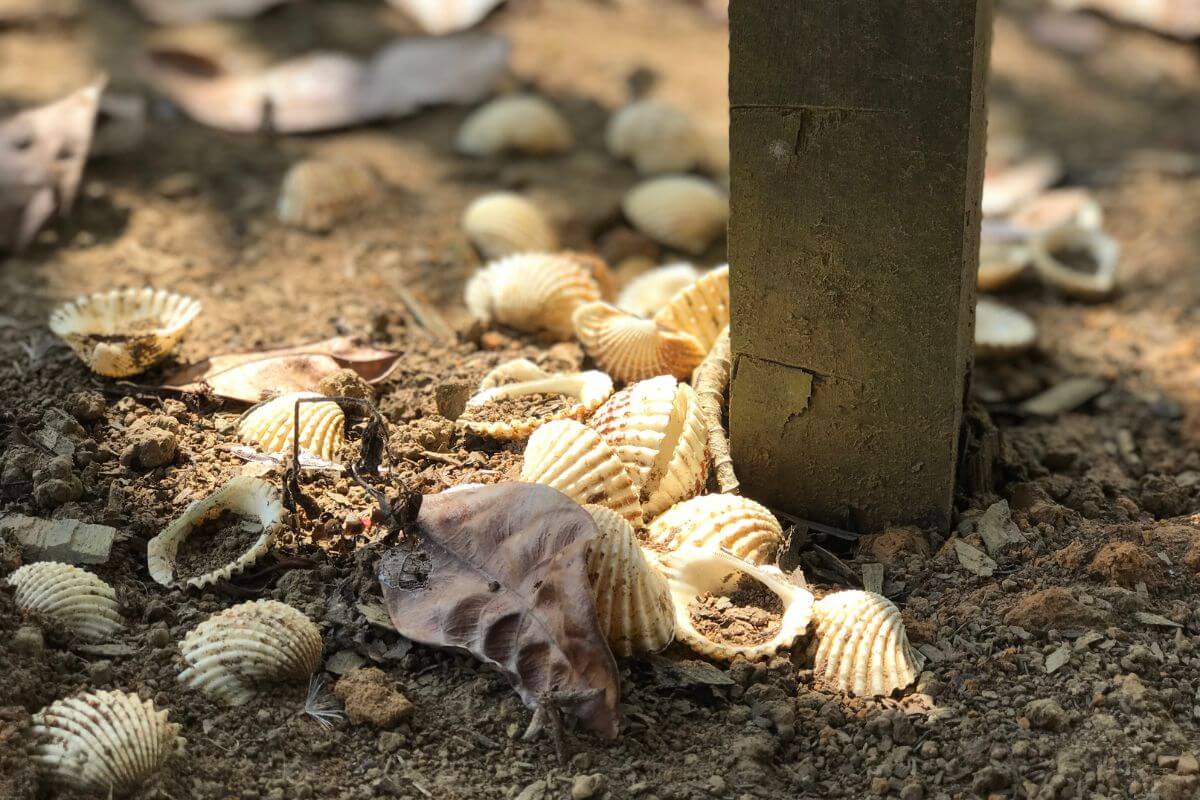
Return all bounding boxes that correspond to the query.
[583,504,674,657]
[277,159,378,233]
[808,590,925,697]
[623,175,728,255]
[653,264,729,352]
[617,262,700,318]
[238,391,346,462]
[1028,224,1119,300]
[30,689,184,794]
[178,599,323,704]
[48,288,201,377]
[387,0,505,35]
[977,224,1031,292]
[478,357,548,389]
[1010,187,1103,236]
[7,562,122,642]
[461,365,614,440]
[645,494,784,566]
[520,419,643,528]
[982,146,1063,217]
[975,298,1036,358]
[456,94,572,157]
[147,476,282,589]
[572,301,707,384]
[465,252,600,340]
[461,192,559,260]
[605,100,707,175]
[1050,0,1200,38]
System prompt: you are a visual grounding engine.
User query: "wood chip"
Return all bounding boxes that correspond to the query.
[954,539,997,577]
[1019,376,1107,416]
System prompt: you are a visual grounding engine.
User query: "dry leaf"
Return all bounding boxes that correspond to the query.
[131,0,290,25]
[954,540,997,577]
[379,483,620,738]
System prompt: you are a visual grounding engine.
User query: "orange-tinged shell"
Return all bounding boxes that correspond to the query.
[460,363,614,440]
[653,264,729,351]
[1028,224,1118,300]
[605,100,707,175]
[573,301,706,384]
[276,159,378,232]
[617,262,700,318]
[462,192,559,260]
[623,175,728,254]
[975,298,1036,358]
[456,94,572,156]
[808,590,924,696]
[465,252,600,340]
[645,494,783,565]
[238,392,346,462]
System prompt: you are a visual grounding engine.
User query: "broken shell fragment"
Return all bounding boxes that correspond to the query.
[460,362,614,440]
[178,599,323,704]
[808,590,925,697]
[456,94,572,157]
[238,391,347,462]
[30,689,184,794]
[1028,224,1119,300]
[645,494,784,565]
[465,252,600,340]
[1010,187,1103,236]
[277,159,378,233]
[975,298,1036,358]
[977,223,1031,292]
[623,175,728,255]
[605,100,708,175]
[7,562,122,642]
[387,0,505,35]
[652,264,729,351]
[617,262,700,318]
[982,146,1063,217]
[49,288,201,377]
[461,192,559,260]
[572,301,707,384]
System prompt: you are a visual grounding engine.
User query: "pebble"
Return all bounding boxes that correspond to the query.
[1024,698,1069,731]
[571,774,607,800]
[88,660,113,685]
[1178,753,1199,776]
[12,625,44,657]
[121,427,178,469]
[333,667,414,728]
[147,625,172,648]
[899,782,924,800]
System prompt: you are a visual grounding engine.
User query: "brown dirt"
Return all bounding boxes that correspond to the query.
[172,508,259,581]
[460,391,574,425]
[689,577,784,647]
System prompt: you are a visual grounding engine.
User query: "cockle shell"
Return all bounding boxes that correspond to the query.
[178,599,323,704]
[977,223,1031,292]
[277,159,378,233]
[238,391,346,462]
[461,361,613,440]
[7,562,122,642]
[605,100,707,175]
[645,494,784,566]
[808,590,925,696]
[1028,224,1119,300]
[975,298,1036,358]
[147,476,281,589]
[623,175,728,255]
[1010,187,1103,236]
[583,504,674,657]
[572,301,707,384]
[49,288,201,377]
[461,192,559,260]
[520,419,643,528]
[617,262,700,317]
[652,264,729,351]
[30,689,184,794]
[456,94,572,156]
[387,0,505,35]
[465,252,600,340]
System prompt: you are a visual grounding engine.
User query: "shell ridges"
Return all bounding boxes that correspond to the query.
[809,590,925,697]
[7,562,122,642]
[238,391,347,462]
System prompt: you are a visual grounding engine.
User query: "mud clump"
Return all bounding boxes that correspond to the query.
[689,578,783,647]
[1088,541,1157,588]
[859,526,930,564]
[334,667,414,728]
[316,368,374,401]
[121,426,178,469]
[1003,587,1107,631]
[173,509,259,581]
[31,455,83,510]
[460,392,573,425]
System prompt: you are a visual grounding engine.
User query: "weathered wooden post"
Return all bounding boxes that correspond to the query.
[728,1,992,532]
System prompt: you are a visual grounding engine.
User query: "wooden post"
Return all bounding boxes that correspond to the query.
[727,1,992,532]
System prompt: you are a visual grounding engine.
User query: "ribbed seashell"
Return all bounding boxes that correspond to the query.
[605,100,708,175]
[461,364,614,440]
[975,298,1036,358]
[465,252,600,340]
[461,193,560,260]
[238,391,346,462]
[617,263,700,318]
[520,419,643,528]
[456,94,572,157]
[649,547,814,662]
[1010,187,1103,236]
[387,0,505,35]
[623,176,728,255]
[645,494,784,566]
[588,376,708,519]
[977,223,1030,292]
[7,563,122,642]
[1028,224,1119,300]
[48,288,201,377]
[30,689,184,794]
[178,600,322,704]
[277,159,378,233]
[583,504,674,657]
[808,590,925,696]
[652,264,729,351]
[572,301,707,384]
[147,476,281,589]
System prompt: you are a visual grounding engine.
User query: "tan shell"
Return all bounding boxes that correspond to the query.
[808,590,925,696]
[583,504,674,657]
[520,419,643,528]
[1010,187,1103,236]
[277,159,378,233]
[387,0,505,35]
[147,476,281,589]
[465,252,600,340]
[653,264,729,351]
[975,298,1036,358]
[1029,224,1119,300]
[456,94,572,156]
[178,599,323,704]
[461,192,559,260]
[460,361,614,440]
[572,301,707,384]
[617,263,700,318]
[645,494,784,566]
[605,100,707,175]
[238,391,346,462]
[30,689,184,794]
[623,176,728,255]
[978,224,1031,292]
[982,146,1063,217]
[48,288,201,377]
[7,562,122,642]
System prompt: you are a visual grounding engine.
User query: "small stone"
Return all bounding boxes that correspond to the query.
[378,731,406,753]
[899,781,924,800]
[147,624,172,648]
[1176,753,1199,776]
[514,781,548,800]
[34,477,82,510]
[333,667,413,728]
[12,625,44,656]
[869,776,890,795]
[1,514,115,564]
[706,774,728,795]
[121,427,177,469]
[1024,698,1069,732]
[435,381,472,421]
[571,773,607,800]
[891,714,918,745]
[66,390,107,423]
[88,660,114,685]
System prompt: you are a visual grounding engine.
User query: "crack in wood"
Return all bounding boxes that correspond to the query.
[733,351,862,387]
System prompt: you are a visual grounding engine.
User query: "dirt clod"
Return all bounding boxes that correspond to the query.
[334,667,414,729]
[689,577,782,647]
[1024,698,1069,731]
[121,426,178,469]
[1003,587,1107,631]
[1088,541,1156,588]
[316,368,374,401]
[173,509,258,581]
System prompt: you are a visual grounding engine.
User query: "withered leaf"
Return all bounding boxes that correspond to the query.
[379,483,620,738]
[131,0,290,25]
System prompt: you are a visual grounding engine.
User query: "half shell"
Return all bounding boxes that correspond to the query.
[465,252,600,340]
[572,301,707,384]
[277,159,378,233]
[456,94,572,156]
[1028,224,1119,300]
[7,562,122,642]
[49,288,201,377]
[1010,187,1103,235]
[30,689,184,794]
[387,0,505,35]
[583,504,674,657]
[623,175,728,255]
[178,599,323,704]
[605,100,707,175]
[147,476,281,589]
[461,192,559,260]
[461,361,613,440]
[975,298,1036,358]
[645,494,784,566]
[617,262,700,318]
[808,590,925,696]
[238,391,346,462]
[977,223,1030,292]
[982,145,1063,217]
[652,264,729,351]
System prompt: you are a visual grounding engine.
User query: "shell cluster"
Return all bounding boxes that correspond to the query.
[975,297,1036,357]
[809,590,925,696]
[238,391,347,462]
[7,562,122,642]
[277,159,378,233]
[623,175,728,255]
[606,100,708,175]
[457,94,572,157]
[460,358,613,439]
[462,192,559,260]
[645,494,784,566]
[465,251,603,340]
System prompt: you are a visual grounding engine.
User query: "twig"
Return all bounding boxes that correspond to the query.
[692,325,738,493]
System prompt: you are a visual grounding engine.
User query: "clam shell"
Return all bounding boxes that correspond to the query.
[478,357,548,389]
[652,264,729,351]
[465,252,600,340]
[456,94,572,156]
[982,146,1063,217]
[147,476,281,589]
[238,391,346,462]
[605,100,707,175]
[808,590,925,696]
[30,689,184,794]
[1028,224,1119,300]
[1010,187,1103,236]
[49,288,201,377]
[583,504,674,657]
[520,418,643,528]
[388,0,505,35]
[623,175,728,255]
[461,363,614,440]
[975,298,1036,358]
[645,494,783,566]
[277,159,378,233]
[617,262,700,318]
[462,193,559,260]
[977,224,1030,292]
[572,301,707,384]
[178,599,323,704]
[7,562,122,642]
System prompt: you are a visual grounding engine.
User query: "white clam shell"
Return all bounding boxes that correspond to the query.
[982,146,1063,217]
[178,599,323,704]
[456,94,572,157]
[977,223,1031,292]
[30,689,184,794]
[478,357,547,389]
[7,562,122,642]
[623,175,728,255]
[1010,187,1103,236]
[465,252,600,340]
[572,301,707,384]
[387,0,505,35]
[617,262,700,318]
[975,298,1036,358]
[809,590,925,697]
[461,361,613,440]
[238,391,346,462]
[1029,224,1119,300]
[277,159,378,233]
[584,504,674,657]
[520,418,643,528]
[605,100,707,175]
[645,494,784,566]
[48,288,201,377]
[147,476,281,589]
[652,264,729,352]
[461,193,560,260]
